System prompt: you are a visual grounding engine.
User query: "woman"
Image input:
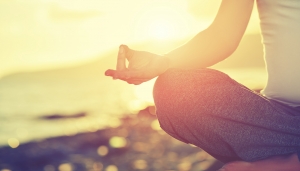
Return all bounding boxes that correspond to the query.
[105,0,300,170]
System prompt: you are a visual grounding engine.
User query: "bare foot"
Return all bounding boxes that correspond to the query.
[219,153,300,171]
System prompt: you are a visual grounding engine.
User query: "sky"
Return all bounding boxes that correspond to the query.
[0,0,260,78]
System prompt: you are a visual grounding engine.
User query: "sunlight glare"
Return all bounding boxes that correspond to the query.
[148,16,179,40]
[134,79,156,104]
[97,145,109,156]
[132,160,148,170]
[128,99,148,114]
[133,5,191,41]
[105,165,118,171]
[109,136,127,148]
[151,120,161,131]
[58,163,73,171]
[7,138,19,148]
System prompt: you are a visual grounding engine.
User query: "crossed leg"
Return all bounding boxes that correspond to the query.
[219,153,300,171]
[153,68,300,169]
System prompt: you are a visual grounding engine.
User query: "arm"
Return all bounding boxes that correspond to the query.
[105,0,254,84]
[166,0,254,69]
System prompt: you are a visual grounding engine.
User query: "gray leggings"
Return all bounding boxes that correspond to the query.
[153,68,300,163]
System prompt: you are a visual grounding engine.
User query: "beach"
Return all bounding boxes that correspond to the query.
[0,106,223,171]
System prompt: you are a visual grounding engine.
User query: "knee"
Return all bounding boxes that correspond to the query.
[153,69,239,124]
[153,68,233,112]
[153,68,234,134]
[153,68,195,114]
[152,69,192,143]
[153,69,183,108]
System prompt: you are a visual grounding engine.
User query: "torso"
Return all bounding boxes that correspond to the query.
[257,0,300,107]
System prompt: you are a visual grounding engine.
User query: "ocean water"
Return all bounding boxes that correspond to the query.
[0,66,267,148]
[0,66,149,147]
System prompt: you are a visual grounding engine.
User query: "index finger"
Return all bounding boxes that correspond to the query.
[116,45,126,70]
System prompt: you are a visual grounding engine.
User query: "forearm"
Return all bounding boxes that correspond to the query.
[165,27,237,69]
[165,0,254,69]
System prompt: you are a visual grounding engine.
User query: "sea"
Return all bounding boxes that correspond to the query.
[0,59,150,147]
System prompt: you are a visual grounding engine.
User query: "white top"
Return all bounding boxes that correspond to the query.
[257,0,300,107]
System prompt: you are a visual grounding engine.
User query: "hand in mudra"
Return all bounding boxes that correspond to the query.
[105,45,170,85]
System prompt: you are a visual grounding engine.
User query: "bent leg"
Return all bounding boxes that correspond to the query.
[220,153,300,171]
[153,68,300,163]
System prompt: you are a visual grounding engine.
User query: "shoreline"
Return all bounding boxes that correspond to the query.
[0,107,223,171]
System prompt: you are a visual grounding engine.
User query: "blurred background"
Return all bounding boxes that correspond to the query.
[0,0,266,170]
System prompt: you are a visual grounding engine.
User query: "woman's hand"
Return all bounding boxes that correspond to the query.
[105,45,170,85]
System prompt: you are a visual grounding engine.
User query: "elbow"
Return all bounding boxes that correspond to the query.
[208,25,242,57]
[217,39,240,59]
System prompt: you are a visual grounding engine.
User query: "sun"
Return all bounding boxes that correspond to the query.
[147,16,178,40]
[132,5,190,41]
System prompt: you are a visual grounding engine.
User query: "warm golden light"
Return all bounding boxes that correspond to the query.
[133,6,191,41]
[134,79,156,104]
[7,138,19,148]
[0,0,260,77]
[198,160,215,170]
[109,136,127,148]
[133,142,148,152]
[151,120,161,131]
[1,169,11,171]
[105,165,118,171]
[177,161,192,171]
[58,163,73,171]
[132,159,148,170]
[108,117,122,128]
[97,145,109,156]
[128,99,148,114]
[93,162,104,171]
